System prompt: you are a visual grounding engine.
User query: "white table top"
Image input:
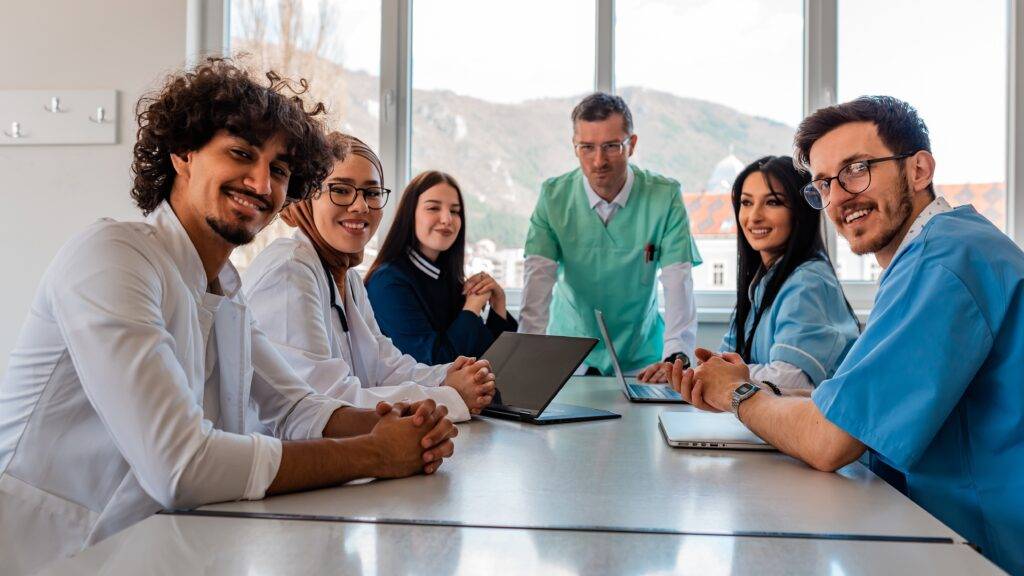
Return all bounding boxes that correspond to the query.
[196,377,960,543]
[37,514,1002,576]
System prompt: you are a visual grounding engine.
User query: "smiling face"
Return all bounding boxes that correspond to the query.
[414,183,462,261]
[808,122,918,259]
[573,114,636,199]
[738,171,792,267]
[312,154,384,254]
[169,129,291,248]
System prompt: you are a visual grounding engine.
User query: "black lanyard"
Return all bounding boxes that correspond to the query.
[321,258,349,333]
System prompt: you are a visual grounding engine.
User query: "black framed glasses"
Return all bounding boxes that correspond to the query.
[802,152,917,209]
[323,183,392,210]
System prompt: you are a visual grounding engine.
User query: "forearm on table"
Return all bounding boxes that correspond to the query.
[321,406,380,438]
[737,393,865,472]
[267,435,381,495]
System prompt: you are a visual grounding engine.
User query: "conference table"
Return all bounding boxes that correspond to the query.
[41,377,1003,574]
[195,377,960,542]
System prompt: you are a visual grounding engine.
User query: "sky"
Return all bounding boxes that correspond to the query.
[232,0,1010,184]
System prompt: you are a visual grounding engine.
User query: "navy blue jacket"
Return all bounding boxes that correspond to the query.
[365,258,518,365]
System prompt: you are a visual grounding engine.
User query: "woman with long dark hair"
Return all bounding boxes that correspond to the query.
[719,155,858,391]
[243,135,496,420]
[365,171,518,364]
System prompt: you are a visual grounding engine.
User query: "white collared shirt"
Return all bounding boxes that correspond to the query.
[242,232,468,421]
[0,202,347,574]
[583,167,635,225]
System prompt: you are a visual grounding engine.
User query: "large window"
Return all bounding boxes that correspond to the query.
[211,0,1021,305]
[616,0,804,291]
[410,0,595,289]
[835,0,1008,281]
[227,0,382,273]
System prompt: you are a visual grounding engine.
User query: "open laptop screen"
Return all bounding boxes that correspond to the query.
[482,333,597,414]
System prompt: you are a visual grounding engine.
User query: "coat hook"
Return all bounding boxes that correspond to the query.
[44,97,65,113]
[3,121,24,138]
[89,106,108,124]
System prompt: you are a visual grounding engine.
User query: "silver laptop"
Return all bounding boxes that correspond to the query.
[658,412,775,450]
[594,310,685,403]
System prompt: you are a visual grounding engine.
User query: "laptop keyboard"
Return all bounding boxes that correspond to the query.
[628,383,682,400]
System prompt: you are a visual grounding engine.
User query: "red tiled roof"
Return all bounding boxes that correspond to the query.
[683,182,1006,237]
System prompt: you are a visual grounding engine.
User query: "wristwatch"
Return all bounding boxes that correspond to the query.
[664,352,691,370]
[730,382,761,414]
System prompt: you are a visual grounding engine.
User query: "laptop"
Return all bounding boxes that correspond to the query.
[594,310,685,403]
[481,332,621,425]
[658,412,775,450]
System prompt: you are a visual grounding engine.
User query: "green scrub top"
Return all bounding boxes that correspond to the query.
[525,165,701,374]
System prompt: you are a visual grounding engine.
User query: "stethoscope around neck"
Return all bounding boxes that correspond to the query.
[320,257,350,333]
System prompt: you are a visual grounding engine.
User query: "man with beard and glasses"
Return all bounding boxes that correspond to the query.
[667,95,1024,575]
[0,58,458,576]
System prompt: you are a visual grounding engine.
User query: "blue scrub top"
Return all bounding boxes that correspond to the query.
[813,206,1024,575]
[720,256,859,386]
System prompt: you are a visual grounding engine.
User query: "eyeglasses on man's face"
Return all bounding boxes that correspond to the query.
[321,183,392,210]
[802,152,916,210]
[573,137,632,158]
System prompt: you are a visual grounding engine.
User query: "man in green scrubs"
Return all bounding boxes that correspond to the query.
[520,93,701,377]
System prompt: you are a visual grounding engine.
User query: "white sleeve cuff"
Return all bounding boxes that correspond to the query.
[749,360,813,391]
[244,433,283,500]
[520,255,558,334]
[660,262,696,359]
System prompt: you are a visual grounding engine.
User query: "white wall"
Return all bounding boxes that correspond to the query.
[0,1,187,374]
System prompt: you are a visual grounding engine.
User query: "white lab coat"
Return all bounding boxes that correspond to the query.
[242,232,470,421]
[0,203,347,575]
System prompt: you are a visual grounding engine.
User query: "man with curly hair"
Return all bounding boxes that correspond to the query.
[0,58,458,575]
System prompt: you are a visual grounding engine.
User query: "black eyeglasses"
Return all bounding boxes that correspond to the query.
[803,152,917,209]
[322,183,392,210]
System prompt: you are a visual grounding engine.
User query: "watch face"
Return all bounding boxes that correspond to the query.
[736,383,754,395]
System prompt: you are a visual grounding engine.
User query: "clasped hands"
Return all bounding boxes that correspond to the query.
[371,399,458,476]
[651,348,752,413]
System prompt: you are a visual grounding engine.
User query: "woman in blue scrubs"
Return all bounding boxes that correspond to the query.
[720,156,858,392]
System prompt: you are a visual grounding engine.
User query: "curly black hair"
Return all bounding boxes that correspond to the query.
[131,57,332,214]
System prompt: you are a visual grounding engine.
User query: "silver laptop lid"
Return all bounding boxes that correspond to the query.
[658,412,771,448]
[594,310,628,391]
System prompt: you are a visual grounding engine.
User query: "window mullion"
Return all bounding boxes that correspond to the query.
[1009,0,1024,245]
[379,0,412,242]
[596,0,615,93]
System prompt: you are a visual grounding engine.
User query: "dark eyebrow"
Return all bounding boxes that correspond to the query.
[815,153,872,179]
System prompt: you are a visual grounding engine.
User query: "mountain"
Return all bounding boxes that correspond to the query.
[232,44,795,249]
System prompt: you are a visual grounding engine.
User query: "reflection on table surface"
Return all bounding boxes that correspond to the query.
[38,514,1001,576]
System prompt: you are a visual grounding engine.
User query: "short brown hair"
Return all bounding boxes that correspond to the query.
[794,95,933,194]
[131,57,332,214]
[571,92,633,134]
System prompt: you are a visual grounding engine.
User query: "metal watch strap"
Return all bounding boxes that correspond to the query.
[730,382,760,414]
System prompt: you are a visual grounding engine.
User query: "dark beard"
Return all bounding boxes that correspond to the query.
[206,216,256,246]
[853,176,914,256]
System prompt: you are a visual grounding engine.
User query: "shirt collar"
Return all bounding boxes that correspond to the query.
[583,165,634,210]
[408,247,441,280]
[147,201,243,298]
[887,196,953,266]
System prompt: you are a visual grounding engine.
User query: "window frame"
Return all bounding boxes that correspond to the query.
[203,0,1023,316]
